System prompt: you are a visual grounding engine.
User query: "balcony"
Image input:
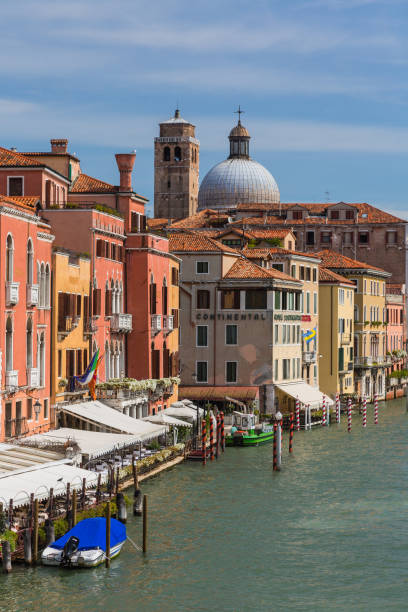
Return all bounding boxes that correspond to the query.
[83,319,97,335]
[111,313,133,333]
[302,351,316,364]
[340,333,352,345]
[5,370,19,390]
[26,283,39,307]
[151,314,162,334]
[27,367,39,388]
[354,356,388,368]
[6,282,19,306]
[162,315,174,333]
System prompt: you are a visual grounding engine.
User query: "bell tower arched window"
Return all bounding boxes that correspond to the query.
[174,146,181,162]
[163,146,170,162]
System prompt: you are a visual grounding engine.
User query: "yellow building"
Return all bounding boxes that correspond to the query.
[319,268,355,398]
[317,249,391,400]
[51,248,91,405]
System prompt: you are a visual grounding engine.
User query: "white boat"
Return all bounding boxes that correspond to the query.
[41,517,126,568]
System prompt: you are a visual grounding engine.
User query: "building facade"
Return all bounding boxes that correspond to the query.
[154,110,199,219]
[318,268,355,399]
[0,195,53,441]
[385,285,407,399]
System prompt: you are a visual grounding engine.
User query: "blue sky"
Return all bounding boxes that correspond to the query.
[1,0,407,218]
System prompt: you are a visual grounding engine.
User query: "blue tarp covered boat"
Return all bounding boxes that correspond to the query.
[42,517,126,567]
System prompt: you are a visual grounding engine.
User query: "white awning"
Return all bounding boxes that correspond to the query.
[164,405,203,422]
[18,428,143,459]
[0,462,105,508]
[58,400,166,439]
[143,414,193,427]
[275,382,334,409]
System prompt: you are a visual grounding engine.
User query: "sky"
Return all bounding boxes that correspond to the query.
[1,0,407,218]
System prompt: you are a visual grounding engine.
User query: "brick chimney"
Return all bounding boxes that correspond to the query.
[115,152,136,192]
[50,139,68,154]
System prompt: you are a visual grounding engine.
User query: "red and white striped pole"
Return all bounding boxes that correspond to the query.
[335,393,340,423]
[362,396,367,428]
[295,398,300,432]
[322,396,326,426]
[347,397,352,433]
[374,394,378,425]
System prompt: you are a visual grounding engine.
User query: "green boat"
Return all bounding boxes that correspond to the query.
[225,412,274,447]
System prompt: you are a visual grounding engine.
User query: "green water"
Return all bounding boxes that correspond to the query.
[2,398,408,611]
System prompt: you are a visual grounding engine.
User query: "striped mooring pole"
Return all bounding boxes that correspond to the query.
[347,397,352,433]
[210,413,214,461]
[216,413,220,458]
[289,413,294,454]
[373,393,378,425]
[273,423,278,471]
[362,396,367,428]
[335,393,340,424]
[322,396,326,426]
[202,419,207,466]
[295,398,300,432]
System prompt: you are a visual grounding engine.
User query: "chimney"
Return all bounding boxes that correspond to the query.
[115,152,136,192]
[50,139,68,154]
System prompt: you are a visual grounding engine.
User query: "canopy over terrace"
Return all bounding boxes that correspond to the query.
[275,382,333,410]
[179,386,259,409]
[143,414,193,427]
[18,428,143,460]
[57,400,166,440]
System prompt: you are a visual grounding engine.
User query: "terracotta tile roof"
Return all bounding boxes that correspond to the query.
[242,246,320,260]
[231,215,283,226]
[22,151,80,161]
[315,249,387,273]
[217,227,292,239]
[0,195,40,213]
[224,258,296,282]
[170,209,228,229]
[0,146,43,167]
[319,268,355,285]
[70,173,117,194]
[147,218,171,230]
[169,232,239,254]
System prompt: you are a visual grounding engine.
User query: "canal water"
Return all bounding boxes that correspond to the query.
[1,398,408,611]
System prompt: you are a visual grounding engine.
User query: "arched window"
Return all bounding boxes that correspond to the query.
[354,305,359,322]
[354,334,359,358]
[6,316,13,372]
[45,264,50,307]
[105,340,110,380]
[162,277,168,314]
[26,318,33,369]
[110,342,115,379]
[39,263,45,307]
[27,239,34,285]
[115,280,120,314]
[111,279,116,314]
[119,341,125,378]
[6,235,14,282]
[163,146,170,161]
[39,332,45,386]
[174,146,181,162]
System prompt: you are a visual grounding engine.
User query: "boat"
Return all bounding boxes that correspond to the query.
[225,411,274,446]
[41,517,126,568]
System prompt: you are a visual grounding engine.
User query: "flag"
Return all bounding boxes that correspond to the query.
[88,355,103,400]
[303,328,317,345]
[73,349,100,387]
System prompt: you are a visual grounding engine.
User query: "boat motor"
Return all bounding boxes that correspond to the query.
[60,536,80,566]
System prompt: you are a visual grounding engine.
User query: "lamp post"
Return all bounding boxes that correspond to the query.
[34,399,41,425]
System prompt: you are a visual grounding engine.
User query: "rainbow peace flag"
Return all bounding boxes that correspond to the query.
[74,349,100,386]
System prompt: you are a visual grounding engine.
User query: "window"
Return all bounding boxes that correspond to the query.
[44,399,49,419]
[345,210,354,220]
[149,281,157,314]
[226,361,237,383]
[306,267,311,281]
[196,261,209,274]
[312,268,317,282]
[306,292,310,314]
[6,235,14,282]
[162,280,168,314]
[245,290,267,309]
[283,359,290,380]
[354,306,359,322]
[330,210,339,220]
[174,146,181,162]
[274,325,279,343]
[300,266,305,280]
[196,361,207,383]
[386,231,397,245]
[171,267,179,286]
[163,146,170,161]
[339,289,344,305]
[226,325,237,345]
[313,292,318,314]
[274,291,281,309]
[321,232,331,244]
[196,325,208,347]
[8,177,23,196]
[45,264,50,307]
[274,360,278,379]
[359,232,369,244]
[197,290,210,309]
[58,350,62,377]
[26,318,33,369]
[306,231,315,246]
[39,332,45,386]
[27,398,32,421]
[291,264,296,278]
[27,239,34,285]
[221,290,240,309]
[5,316,13,372]
[222,239,242,247]
[343,232,353,245]
[272,263,284,272]
[293,210,303,220]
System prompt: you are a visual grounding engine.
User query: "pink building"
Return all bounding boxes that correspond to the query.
[386,285,407,399]
[0,195,53,441]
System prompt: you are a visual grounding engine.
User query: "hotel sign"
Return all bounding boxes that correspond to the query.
[274,314,302,321]
[196,312,270,321]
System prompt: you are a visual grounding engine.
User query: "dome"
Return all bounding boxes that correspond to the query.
[229,123,250,138]
[198,158,280,211]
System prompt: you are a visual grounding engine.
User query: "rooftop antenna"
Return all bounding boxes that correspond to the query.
[234,105,244,125]
[325,190,330,203]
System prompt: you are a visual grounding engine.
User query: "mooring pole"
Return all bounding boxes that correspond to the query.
[72,489,77,526]
[289,413,294,454]
[273,423,277,471]
[362,395,367,428]
[347,397,352,433]
[276,420,282,471]
[33,499,39,565]
[143,495,148,554]
[202,419,207,466]
[2,541,12,574]
[295,398,300,431]
[220,411,225,451]
[105,502,111,569]
[374,393,378,425]
[210,413,214,461]
[24,525,32,566]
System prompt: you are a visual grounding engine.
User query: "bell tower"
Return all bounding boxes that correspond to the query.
[154,109,199,219]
